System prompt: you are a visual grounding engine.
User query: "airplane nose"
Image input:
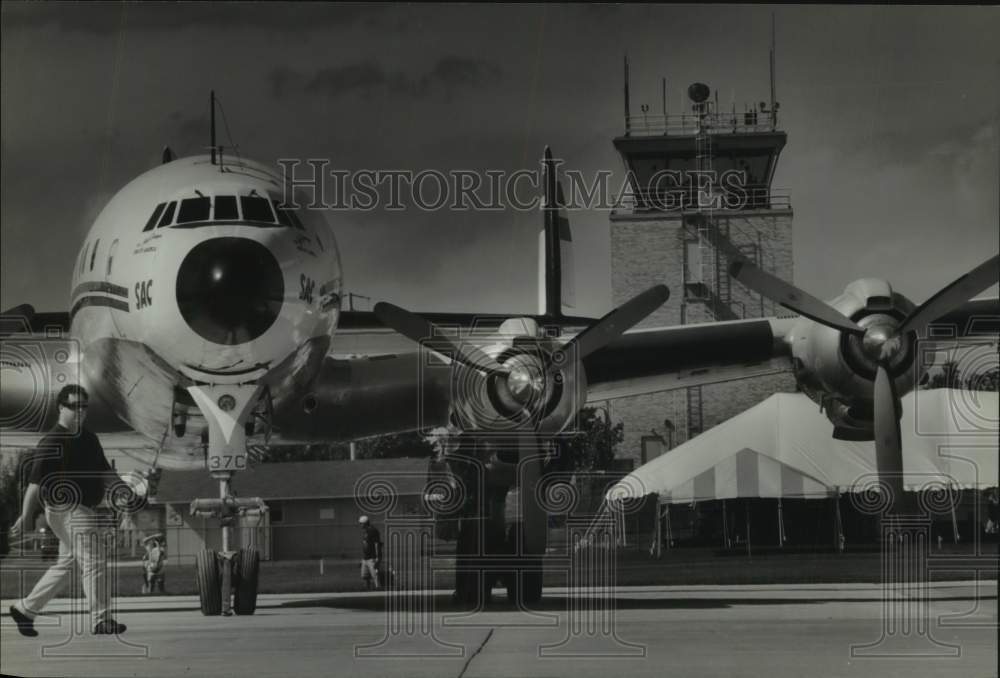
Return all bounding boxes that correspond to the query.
[175,237,284,345]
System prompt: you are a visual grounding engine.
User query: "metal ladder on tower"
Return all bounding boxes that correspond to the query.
[686,384,703,439]
[692,104,714,292]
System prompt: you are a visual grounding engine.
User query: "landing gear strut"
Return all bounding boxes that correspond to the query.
[187,384,268,617]
[445,435,548,608]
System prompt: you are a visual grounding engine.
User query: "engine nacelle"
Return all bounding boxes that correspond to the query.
[447,318,587,436]
[787,278,932,435]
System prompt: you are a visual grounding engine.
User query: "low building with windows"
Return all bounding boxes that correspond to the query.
[149,458,429,563]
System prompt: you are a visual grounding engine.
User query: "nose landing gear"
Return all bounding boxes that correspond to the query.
[186,384,269,617]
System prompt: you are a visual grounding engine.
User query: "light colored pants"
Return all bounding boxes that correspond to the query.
[360,558,380,588]
[15,505,114,628]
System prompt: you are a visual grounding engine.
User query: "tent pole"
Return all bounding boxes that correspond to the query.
[834,490,844,553]
[745,500,752,559]
[665,504,672,549]
[950,488,960,544]
[777,498,784,548]
[653,496,662,558]
[722,499,728,549]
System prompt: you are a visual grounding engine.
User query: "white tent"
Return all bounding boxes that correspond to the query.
[608,389,999,504]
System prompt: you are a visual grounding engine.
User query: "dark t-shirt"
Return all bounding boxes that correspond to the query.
[361,525,381,560]
[29,425,113,509]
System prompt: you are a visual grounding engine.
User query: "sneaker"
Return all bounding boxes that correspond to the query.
[92,619,126,635]
[9,605,38,637]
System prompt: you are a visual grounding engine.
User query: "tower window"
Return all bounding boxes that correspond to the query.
[685,240,704,284]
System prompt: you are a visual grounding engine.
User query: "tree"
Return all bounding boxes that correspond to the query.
[355,431,435,459]
[923,360,999,392]
[965,366,999,392]
[0,451,32,554]
[256,432,435,464]
[549,407,624,473]
[254,443,350,464]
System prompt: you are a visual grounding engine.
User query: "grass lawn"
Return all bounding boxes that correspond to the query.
[2,542,995,599]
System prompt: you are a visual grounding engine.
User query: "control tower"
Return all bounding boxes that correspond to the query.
[608,65,797,466]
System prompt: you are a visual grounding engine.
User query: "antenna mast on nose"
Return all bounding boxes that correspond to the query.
[210,90,217,166]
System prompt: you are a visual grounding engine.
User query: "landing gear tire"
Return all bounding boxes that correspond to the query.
[196,549,222,616]
[232,548,260,616]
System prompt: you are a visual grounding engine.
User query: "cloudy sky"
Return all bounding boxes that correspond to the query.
[2,3,997,318]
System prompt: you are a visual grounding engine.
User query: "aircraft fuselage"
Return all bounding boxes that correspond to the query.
[69,155,341,466]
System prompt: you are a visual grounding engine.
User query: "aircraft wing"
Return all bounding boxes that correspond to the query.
[582,297,999,402]
[0,305,70,336]
[583,317,795,401]
[0,330,132,437]
[5,299,996,448]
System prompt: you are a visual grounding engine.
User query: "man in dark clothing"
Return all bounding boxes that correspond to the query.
[359,515,382,590]
[8,384,127,636]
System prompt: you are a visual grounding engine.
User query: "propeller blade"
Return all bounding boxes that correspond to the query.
[562,284,669,363]
[873,363,904,513]
[900,254,1000,339]
[729,260,865,335]
[373,302,508,377]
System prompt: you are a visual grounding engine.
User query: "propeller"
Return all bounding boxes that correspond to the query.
[372,301,508,377]
[373,285,669,419]
[731,254,999,513]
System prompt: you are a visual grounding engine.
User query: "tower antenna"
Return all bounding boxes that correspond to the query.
[624,54,631,135]
[662,77,667,119]
[769,13,777,129]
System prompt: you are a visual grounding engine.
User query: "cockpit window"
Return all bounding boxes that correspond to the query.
[157,201,177,228]
[272,201,304,230]
[143,203,166,232]
[176,197,211,224]
[287,210,305,230]
[214,195,238,220]
[240,195,275,223]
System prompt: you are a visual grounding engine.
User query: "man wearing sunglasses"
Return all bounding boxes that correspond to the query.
[8,384,127,636]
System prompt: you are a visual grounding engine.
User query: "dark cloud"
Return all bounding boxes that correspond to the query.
[1,2,392,35]
[298,56,502,100]
[269,66,304,100]
[304,61,387,99]
[424,56,502,90]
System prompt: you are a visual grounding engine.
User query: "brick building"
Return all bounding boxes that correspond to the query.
[607,82,798,466]
[150,458,428,563]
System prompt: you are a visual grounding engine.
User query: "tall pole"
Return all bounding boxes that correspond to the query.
[769,13,777,130]
[210,90,217,165]
[624,54,631,135]
[661,77,667,129]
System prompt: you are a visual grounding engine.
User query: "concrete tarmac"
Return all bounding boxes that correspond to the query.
[2,582,996,678]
